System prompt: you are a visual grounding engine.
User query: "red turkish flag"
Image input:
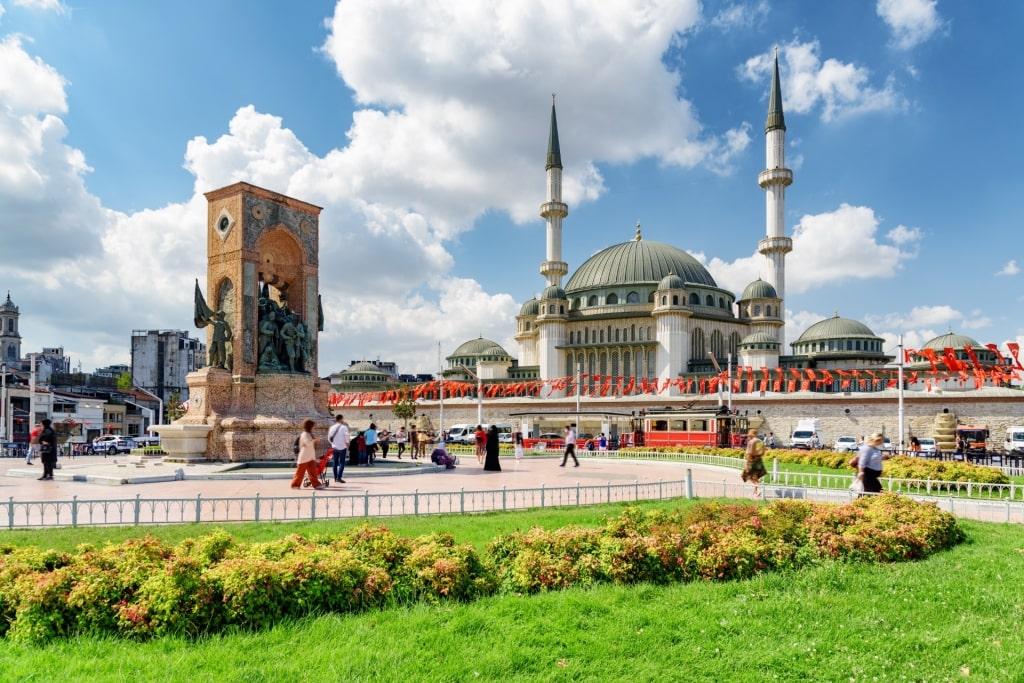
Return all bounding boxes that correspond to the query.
[943,348,964,372]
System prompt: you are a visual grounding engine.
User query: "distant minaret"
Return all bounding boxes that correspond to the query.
[758,49,793,348]
[540,95,569,288]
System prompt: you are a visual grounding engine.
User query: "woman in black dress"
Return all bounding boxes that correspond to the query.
[483,424,502,471]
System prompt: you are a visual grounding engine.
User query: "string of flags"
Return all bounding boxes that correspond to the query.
[327,343,1023,408]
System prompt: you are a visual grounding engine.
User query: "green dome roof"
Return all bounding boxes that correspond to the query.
[450,336,511,359]
[795,314,878,342]
[520,298,539,316]
[740,278,777,300]
[658,273,686,290]
[541,285,567,300]
[739,332,780,346]
[922,331,981,351]
[565,238,716,293]
[340,361,388,377]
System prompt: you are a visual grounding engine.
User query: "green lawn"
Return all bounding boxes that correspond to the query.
[2,499,1022,682]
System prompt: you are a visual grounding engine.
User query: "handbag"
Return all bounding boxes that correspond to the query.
[849,478,864,493]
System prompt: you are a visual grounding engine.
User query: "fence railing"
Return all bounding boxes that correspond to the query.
[6,470,1024,529]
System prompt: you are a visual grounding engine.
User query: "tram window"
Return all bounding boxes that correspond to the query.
[651,420,668,432]
[690,419,707,431]
[669,420,687,431]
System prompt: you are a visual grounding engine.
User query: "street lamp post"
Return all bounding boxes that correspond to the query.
[1,362,7,444]
[459,364,483,426]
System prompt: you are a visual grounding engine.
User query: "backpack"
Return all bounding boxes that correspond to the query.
[293,436,300,455]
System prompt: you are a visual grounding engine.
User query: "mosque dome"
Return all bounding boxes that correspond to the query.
[450,336,512,361]
[739,331,780,347]
[740,278,778,301]
[795,314,877,343]
[565,238,716,293]
[519,298,539,316]
[541,285,567,300]
[658,273,686,290]
[921,331,982,351]
[0,292,17,313]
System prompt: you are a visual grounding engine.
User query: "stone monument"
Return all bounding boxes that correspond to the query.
[156,182,332,461]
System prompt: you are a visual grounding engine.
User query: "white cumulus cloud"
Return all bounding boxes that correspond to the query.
[876,0,944,50]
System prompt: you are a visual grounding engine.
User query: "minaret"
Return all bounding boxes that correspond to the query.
[540,95,569,288]
[757,49,793,348]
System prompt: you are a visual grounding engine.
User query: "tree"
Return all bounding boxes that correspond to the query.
[392,394,416,426]
[116,372,132,391]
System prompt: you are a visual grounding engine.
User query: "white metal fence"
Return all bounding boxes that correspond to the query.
[5,469,1024,528]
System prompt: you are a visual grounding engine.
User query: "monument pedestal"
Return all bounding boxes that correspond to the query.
[174,367,332,461]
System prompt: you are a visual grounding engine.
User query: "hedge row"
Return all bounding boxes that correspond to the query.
[622,446,1010,485]
[0,494,964,644]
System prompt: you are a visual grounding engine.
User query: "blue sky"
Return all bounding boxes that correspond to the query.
[1,0,1021,377]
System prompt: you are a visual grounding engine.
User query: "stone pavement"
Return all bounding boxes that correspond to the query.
[0,451,731,504]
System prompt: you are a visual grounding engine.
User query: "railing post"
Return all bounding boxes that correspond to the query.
[576,482,580,506]
[1007,500,1011,524]
[254,493,260,523]
[685,468,693,500]
[607,481,611,503]
[635,480,639,501]
[541,484,545,508]
[460,487,465,514]
[195,494,202,523]
[134,493,141,525]
[7,496,13,529]
[659,479,663,500]
[311,491,317,521]
[415,489,419,516]
[364,490,370,517]
[502,486,507,511]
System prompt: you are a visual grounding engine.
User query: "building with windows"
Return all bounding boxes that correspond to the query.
[130,329,205,402]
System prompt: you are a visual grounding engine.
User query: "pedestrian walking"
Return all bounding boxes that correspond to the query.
[327,414,349,483]
[290,419,324,490]
[560,424,579,467]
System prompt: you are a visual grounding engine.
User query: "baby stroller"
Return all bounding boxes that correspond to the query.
[303,450,332,488]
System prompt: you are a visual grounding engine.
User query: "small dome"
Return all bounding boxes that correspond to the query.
[0,292,17,313]
[739,332,780,347]
[795,314,877,343]
[740,278,778,301]
[338,361,388,377]
[922,330,982,351]
[541,285,567,300]
[658,273,685,290]
[519,298,539,316]
[450,336,511,359]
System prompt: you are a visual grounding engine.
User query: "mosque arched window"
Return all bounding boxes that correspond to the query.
[647,326,652,340]
[631,324,636,342]
[611,352,619,381]
[606,293,618,305]
[648,291,655,303]
[766,305,772,316]
[615,328,620,343]
[599,352,608,379]
[828,341,835,351]
[600,329,605,343]
[705,294,714,306]
[623,351,632,378]
[847,340,853,350]
[588,353,597,391]
[689,293,699,305]
[646,351,656,380]
[560,305,565,314]
[588,295,598,307]
[661,295,667,305]
[626,291,639,303]
[638,327,644,342]
[753,305,761,316]
[525,322,531,331]
[729,332,741,356]
[710,330,724,358]
[719,297,726,309]
[608,325,612,341]
[672,295,679,305]
[691,328,705,360]
[584,328,589,344]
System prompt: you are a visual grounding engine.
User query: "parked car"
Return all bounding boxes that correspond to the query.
[917,437,937,455]
[881,438,894,453]
[90,435,135,455]
[133,436,161,448]
[833,436,857,452]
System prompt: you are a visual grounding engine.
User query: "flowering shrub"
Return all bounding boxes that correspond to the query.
[0,496,965,644]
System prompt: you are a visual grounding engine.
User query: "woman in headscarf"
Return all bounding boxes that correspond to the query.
[483,424,502,471]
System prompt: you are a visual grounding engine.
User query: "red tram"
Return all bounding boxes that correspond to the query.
[631,406,748,449]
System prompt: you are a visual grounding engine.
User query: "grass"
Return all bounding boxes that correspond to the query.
[2,499,1023,681]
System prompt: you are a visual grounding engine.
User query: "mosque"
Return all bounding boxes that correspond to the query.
[428,54,1002,396]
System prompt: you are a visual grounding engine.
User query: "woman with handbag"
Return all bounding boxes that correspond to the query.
[855,432,888,494]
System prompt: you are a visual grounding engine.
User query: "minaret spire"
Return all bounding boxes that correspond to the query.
[540,95,569,288]
[757,47,793,350]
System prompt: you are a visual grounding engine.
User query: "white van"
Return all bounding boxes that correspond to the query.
[445,424,477,444]
[790,418,822,449]
[1005,426,1024,455]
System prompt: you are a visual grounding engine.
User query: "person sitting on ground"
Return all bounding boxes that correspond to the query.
[430,443,456,469]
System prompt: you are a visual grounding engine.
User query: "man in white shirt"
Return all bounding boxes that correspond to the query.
[560,424,579,467]
[328,414,350,483]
